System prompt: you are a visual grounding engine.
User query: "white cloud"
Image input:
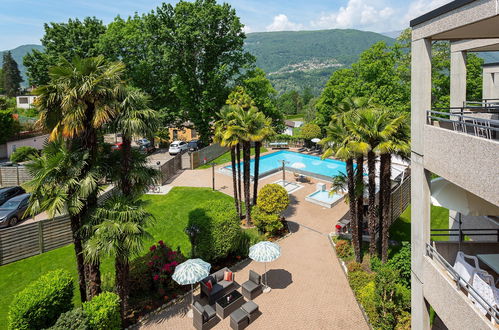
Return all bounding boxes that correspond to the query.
[243,25,252,34]
[266,14,304,32]
[403,0,449,22]
[311,0,395,31]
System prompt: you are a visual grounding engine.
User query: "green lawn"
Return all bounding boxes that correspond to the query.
[284,114,304,120]
[389,204,450,242]
[197,147,268,169]
[0,187,263,328]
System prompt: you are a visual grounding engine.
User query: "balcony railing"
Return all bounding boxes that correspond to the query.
[431,228,499,242]
[464,99,499,109]
[426,243,499,323]
[426,109,499,140]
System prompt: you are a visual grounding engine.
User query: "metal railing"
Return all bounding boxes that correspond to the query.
[464,99,499,109]
[426,110,499,140]
[431,228,499,242]
[426,243,499,323]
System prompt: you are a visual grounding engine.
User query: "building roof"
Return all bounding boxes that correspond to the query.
[410,0,475,27]
[284,120,295,127]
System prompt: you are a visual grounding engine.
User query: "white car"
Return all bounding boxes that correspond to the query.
[169,141,188,155]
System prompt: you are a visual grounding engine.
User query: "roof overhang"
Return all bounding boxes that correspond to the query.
[451,38,499,52]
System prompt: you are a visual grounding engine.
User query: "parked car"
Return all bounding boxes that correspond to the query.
[137,138,151,146]
[187,140,204,152]
[169,141,188,155]
[111,142,123,151]
[139,142,155,154]
[0,186,25,207]
[0,193,30,228]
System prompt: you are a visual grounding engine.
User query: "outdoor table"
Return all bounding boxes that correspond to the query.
[477,254,499,274]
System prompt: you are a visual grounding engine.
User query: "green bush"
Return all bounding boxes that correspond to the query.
[233,230,262,257]
[128,254,154,297]
[10,146,39,163]
[252,206,283,236]
[387,243,411,287]
[8,269,74,330]
[346,261,363,273]
[299,123,321,140]
[83,292,121,330]
[188,200,241,261]
[50,308,89,330]
[358,281,378,326]
[335,239,353,259]
[348,270,375,295]
[256,184,289,215]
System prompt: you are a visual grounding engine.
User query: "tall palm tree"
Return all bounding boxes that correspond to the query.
[34,55,126,298]
[376,112,410,262]
[84,196,153,324]
[214,105,241,218]
[251,115,274,206]
[24,140,101,302]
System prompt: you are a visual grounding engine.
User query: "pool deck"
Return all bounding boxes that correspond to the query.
[136,149,369,330]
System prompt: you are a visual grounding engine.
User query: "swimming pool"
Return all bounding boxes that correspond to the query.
[305,190,345,208]
[224,150,351,179]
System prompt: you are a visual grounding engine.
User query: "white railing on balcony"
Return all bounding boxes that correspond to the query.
[426,243,499,323]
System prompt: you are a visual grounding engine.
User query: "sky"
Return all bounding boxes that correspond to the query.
[0,0,450,50]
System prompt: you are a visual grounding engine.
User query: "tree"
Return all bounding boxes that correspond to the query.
[33,56,126,300]
[0,109,18,144]
[0,68,4,94]
[153,0,254,142]
[300,123,321,141]
[84,196,153,324]
[2,52,23,97]
[24,17,106,86]
[277,90,303,115]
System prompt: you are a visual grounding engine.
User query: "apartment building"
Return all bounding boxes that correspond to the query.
[410,1,499,329]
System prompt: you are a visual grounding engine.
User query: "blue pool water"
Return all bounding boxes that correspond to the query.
[225,150,351,178]
[308,190,343,204]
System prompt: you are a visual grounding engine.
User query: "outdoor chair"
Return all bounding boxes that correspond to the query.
[241,270,263,300]
[469,272,499,323]
[230,301,260,330]
[453,251,483,287]
[193,301,219,330]
[200,267,235,304]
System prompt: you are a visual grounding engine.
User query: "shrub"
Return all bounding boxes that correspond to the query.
[335,239,353,259]
[128,254,154,297]
[387,242,411,287]
[8,269,74,330]
[346,261,363,273]
[358,281,378,326]
[10,146,39,163]
[83,292,121,330]
[256,184,289,215]
[252,206,283,236]
[146,240,185,291]
[233,230,262,257]
[188,200,241,261]
[348,270,375,295]
[50,308,89,330]
[299,123,321,140]
[373,264,406,330]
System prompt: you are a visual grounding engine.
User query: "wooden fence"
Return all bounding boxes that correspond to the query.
[0,166,32,188]
[390,175,411,223]
[0,187,116,265]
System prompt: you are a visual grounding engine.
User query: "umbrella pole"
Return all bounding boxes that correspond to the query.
[187,283,194,318]
[263,262,271,293]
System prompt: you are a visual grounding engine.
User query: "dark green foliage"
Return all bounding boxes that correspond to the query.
[83,292,121,330]
[24,17,106,86]
[8,269,74,330]
[299,123,321,139]
[50,308,89,330]
[277,90,303,115]
[232,230,263,258]
[348,270,375,296]
[187,200,241,261]
[387,243,411,287]
[2,51,23,97]
[0,45,44,86]
[10,146,39,163]
[252,206,283,236]
[0,109,19,144]
[128,254,154,297]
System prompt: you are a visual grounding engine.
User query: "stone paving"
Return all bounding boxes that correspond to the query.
[137,150,369,330]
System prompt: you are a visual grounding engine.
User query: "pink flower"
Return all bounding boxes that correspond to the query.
[162,264,170,272]
[153,255,159,260]
[150,245,157,251]
[153,274,160,281]
[171,261,178,267]
[147,261,153,267]
[158,240,164,246]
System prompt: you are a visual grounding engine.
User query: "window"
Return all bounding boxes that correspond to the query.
[19,97,28,104]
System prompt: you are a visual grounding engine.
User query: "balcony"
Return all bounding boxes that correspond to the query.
[423,108,499,204]
[424,241,499,328]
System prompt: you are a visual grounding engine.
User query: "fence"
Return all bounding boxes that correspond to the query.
[190,144,227,169]
[0,187,116,265]
[152,154,183,185]
[390,175,411,223]
[0,166,32,188]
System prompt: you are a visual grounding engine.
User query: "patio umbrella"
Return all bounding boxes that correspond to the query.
[430,178,499,248]
[311,138,321,143]
[291,162,306,169]
[172,258,211,318]
[249,241,281,293]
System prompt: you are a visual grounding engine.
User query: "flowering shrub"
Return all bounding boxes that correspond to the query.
[335,239,353,259]
[146,241,185,291]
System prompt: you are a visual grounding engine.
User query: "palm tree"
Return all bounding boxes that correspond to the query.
[214,105,241,218]
[84,195,153,324]
[376,112,410,262]
[34,55,126,298]
[251,115,274,206]
[321,119,363,263]
[113,87,159,197]
[24,140,101,302]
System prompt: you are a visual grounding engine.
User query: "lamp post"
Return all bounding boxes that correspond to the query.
[210,162,216,191]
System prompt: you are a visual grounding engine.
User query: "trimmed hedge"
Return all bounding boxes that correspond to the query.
[8,269,74,330]
[83,292,121,330]
[188,200,241,261]
[256,184,289,215]
[252,206,283,236]
[50,308,89,330]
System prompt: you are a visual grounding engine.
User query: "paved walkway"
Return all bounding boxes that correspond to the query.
[137,153,369,330]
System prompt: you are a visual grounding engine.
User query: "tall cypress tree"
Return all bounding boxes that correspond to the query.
[2,51,23,97]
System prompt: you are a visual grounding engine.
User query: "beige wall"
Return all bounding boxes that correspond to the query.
[168,127,197,142]
[6,134,48,157]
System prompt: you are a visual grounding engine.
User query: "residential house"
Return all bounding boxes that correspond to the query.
[283,120,303,136]
[15,95,37,109]
[169,122,198,142]
[411,1,499,329]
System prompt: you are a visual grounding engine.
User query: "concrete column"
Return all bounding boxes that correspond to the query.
[411,36,432,330]
[450,47,467,108]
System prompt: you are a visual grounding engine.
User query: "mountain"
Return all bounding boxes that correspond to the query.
[244,29,395,95]
[381,30,403,39]
[0,44,44,87]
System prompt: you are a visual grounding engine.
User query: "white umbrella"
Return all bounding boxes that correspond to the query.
[172,258,211,318]
[291,162,306,169]
[249,241,281,293]
[430,178,499,216]
[311,138,321,143]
